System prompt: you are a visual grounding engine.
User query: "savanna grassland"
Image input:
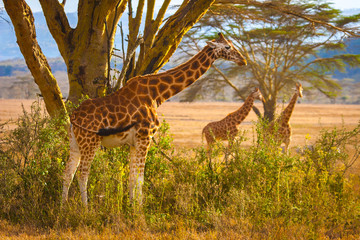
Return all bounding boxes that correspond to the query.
[2,100,360,148]
[1,99,360,239]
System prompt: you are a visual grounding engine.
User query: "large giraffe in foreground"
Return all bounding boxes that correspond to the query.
[62,33,247,206]
[268,83,303,153]
[202,88,263,147]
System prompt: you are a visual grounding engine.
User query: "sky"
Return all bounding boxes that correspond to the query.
[3,0,183,13]
[1,0,359,13]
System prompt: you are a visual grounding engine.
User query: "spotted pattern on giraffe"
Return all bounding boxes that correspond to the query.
[267,83,303,153]
[202,88,263,147]
[62,33,248,207]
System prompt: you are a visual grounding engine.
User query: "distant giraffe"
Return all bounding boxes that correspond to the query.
[268,83,303,153]
[62,33,247,207]
[202,88,263,148]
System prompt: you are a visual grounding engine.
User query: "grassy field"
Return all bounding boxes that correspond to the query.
[1,99,360,239]
[2,99,360,147]
[1,99,360,171]
[157,102,360,147]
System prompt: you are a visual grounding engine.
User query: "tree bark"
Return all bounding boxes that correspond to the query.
[3,0,66,118]
[263,97,277,122]
[39,0,128,104]
[136,0,215,76]
[5,0,215,116]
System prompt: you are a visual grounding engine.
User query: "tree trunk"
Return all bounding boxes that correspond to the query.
[131,0,215,77]
[38,0,128,105]
[3,0,66,118]
[263,97,277,122]
[5,0,215,117]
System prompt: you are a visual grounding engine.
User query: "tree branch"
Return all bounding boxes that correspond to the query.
[138,0,215,75]
[105,0,124,90]
[39,0,72,59]
[3,0,67,118]
[135,0,171,78]
[213,64,262,118]
[215,0,359,37]
[125,0,145,79]
[144,0,171,50]
[116,36,144,90]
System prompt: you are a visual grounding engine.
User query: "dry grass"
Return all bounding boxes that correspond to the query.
[0,99,35,127]
[2,99,359,147]
[2,98,359,170]
[1,99,360,239]
[157,102,360,147]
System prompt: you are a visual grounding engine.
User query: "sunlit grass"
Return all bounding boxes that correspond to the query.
[0,101,360,239]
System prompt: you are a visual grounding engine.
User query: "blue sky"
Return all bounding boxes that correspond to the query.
[1,0,359,12]
[12,0,183,13]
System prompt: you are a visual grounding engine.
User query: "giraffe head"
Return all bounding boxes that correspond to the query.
[296,83,303,98]
[206,33,247,66]
[251,87,263,101]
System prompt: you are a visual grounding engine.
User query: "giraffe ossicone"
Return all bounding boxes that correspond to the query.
[202,88,263,148]
[62,33,247,207]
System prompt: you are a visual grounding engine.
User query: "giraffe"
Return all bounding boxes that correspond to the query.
[268,83,303,153]
[62,33,247,207]
[202,88,263,148]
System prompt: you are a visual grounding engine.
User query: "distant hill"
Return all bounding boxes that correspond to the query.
[317,37,360,82]
[0,8,359,102]
[0,58,67,76]
[0,8,358,78]
[0,11,129,61]
[0,12,77,61]
[332,38,360,81]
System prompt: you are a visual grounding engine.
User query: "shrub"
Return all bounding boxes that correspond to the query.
[0,101,68,227]
[0,102,360,238]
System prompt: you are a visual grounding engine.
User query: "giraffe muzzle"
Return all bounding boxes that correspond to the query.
[236,59,247,66]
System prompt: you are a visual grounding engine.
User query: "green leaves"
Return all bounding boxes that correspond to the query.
[1,106,360,236]
[181,0,359,118]
[335,13,360,27]
[335,54,360,68]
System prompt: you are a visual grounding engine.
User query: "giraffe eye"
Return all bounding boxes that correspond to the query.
[225,46,231,50]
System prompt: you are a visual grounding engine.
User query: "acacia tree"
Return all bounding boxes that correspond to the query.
[3,0,215,117]
[180,0,360,120]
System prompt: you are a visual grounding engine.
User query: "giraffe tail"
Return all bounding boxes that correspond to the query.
[69,123,80,153]
[97,122,137,136]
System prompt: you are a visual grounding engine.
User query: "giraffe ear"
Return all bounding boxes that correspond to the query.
[206,41,218,49]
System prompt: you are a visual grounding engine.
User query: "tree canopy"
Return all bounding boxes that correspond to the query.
[3,0,215,117]
[180,0,360,120]
[3,0,360,119]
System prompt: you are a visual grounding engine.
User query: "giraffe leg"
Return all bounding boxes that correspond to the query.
[224,136,235,164]
[129,137,151,206]
[62,125,81,204]
[283,127,291,154]
[284,137,290,154]
[77,142,99,207]
[204,129,215,158]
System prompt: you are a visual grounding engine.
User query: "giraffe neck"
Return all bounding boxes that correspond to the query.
[149,46,216,106]
[279,93,299,124]
[229,95,255,125]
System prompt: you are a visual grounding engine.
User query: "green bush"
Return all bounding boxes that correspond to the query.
[0,102,360,238]
[0,101,68,227]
